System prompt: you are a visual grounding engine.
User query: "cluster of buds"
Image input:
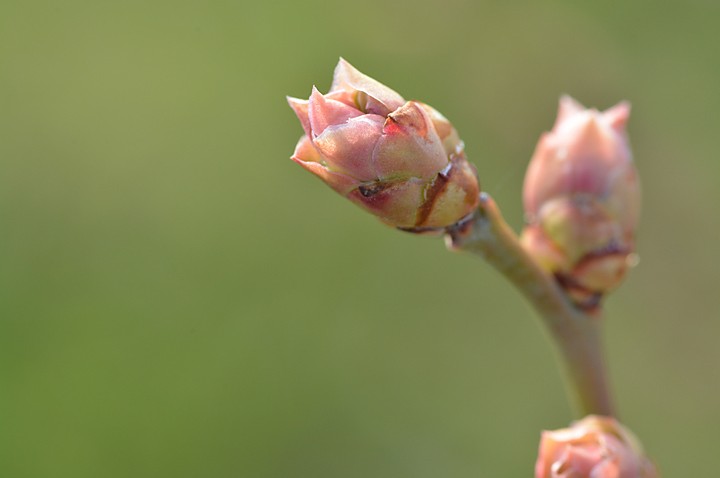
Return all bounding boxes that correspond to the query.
[522,96,641,308]
[535,416,657,478]
[288,59,480,232]
[288,62,654,476]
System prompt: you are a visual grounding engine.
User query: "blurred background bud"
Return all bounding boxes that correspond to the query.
[521,96,640,307]
[535,415,657,478]
[288,59,480,231]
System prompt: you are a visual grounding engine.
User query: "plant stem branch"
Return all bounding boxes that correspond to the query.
[446,193,614,417]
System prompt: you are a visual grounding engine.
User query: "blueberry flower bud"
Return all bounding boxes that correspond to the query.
[288,59,480,232]
[521,96,640,307]
[535,416,657,478]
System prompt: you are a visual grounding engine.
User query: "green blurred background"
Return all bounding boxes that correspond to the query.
[1,1,718,476]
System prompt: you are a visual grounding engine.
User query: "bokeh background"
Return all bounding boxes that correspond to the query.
[2,1,719,476]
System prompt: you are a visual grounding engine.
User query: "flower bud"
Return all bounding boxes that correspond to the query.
[288,59,480,232]
[535,415,658,478]
[521,96,640,307]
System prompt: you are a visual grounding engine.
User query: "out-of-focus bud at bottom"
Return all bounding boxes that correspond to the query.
[535,415,658,478]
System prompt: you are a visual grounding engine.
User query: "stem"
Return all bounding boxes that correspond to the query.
[446,193,614,417]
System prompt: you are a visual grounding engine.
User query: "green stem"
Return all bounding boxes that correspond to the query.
[446,193,614,417]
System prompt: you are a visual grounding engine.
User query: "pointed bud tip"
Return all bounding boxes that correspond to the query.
[286,95,307,108]
[604,100,631,131]
[555,95,586,126]
[559,94,585,112]
[287,96,311,137]
[332,58,359,86]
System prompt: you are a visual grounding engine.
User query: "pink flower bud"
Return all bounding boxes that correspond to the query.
[521,96,640,307]
[288,59,480,231]
[535,416,658,478]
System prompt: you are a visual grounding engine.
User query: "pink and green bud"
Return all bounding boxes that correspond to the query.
[535,415,657,478]
[521,96,640,307]
[288,59,480,232]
